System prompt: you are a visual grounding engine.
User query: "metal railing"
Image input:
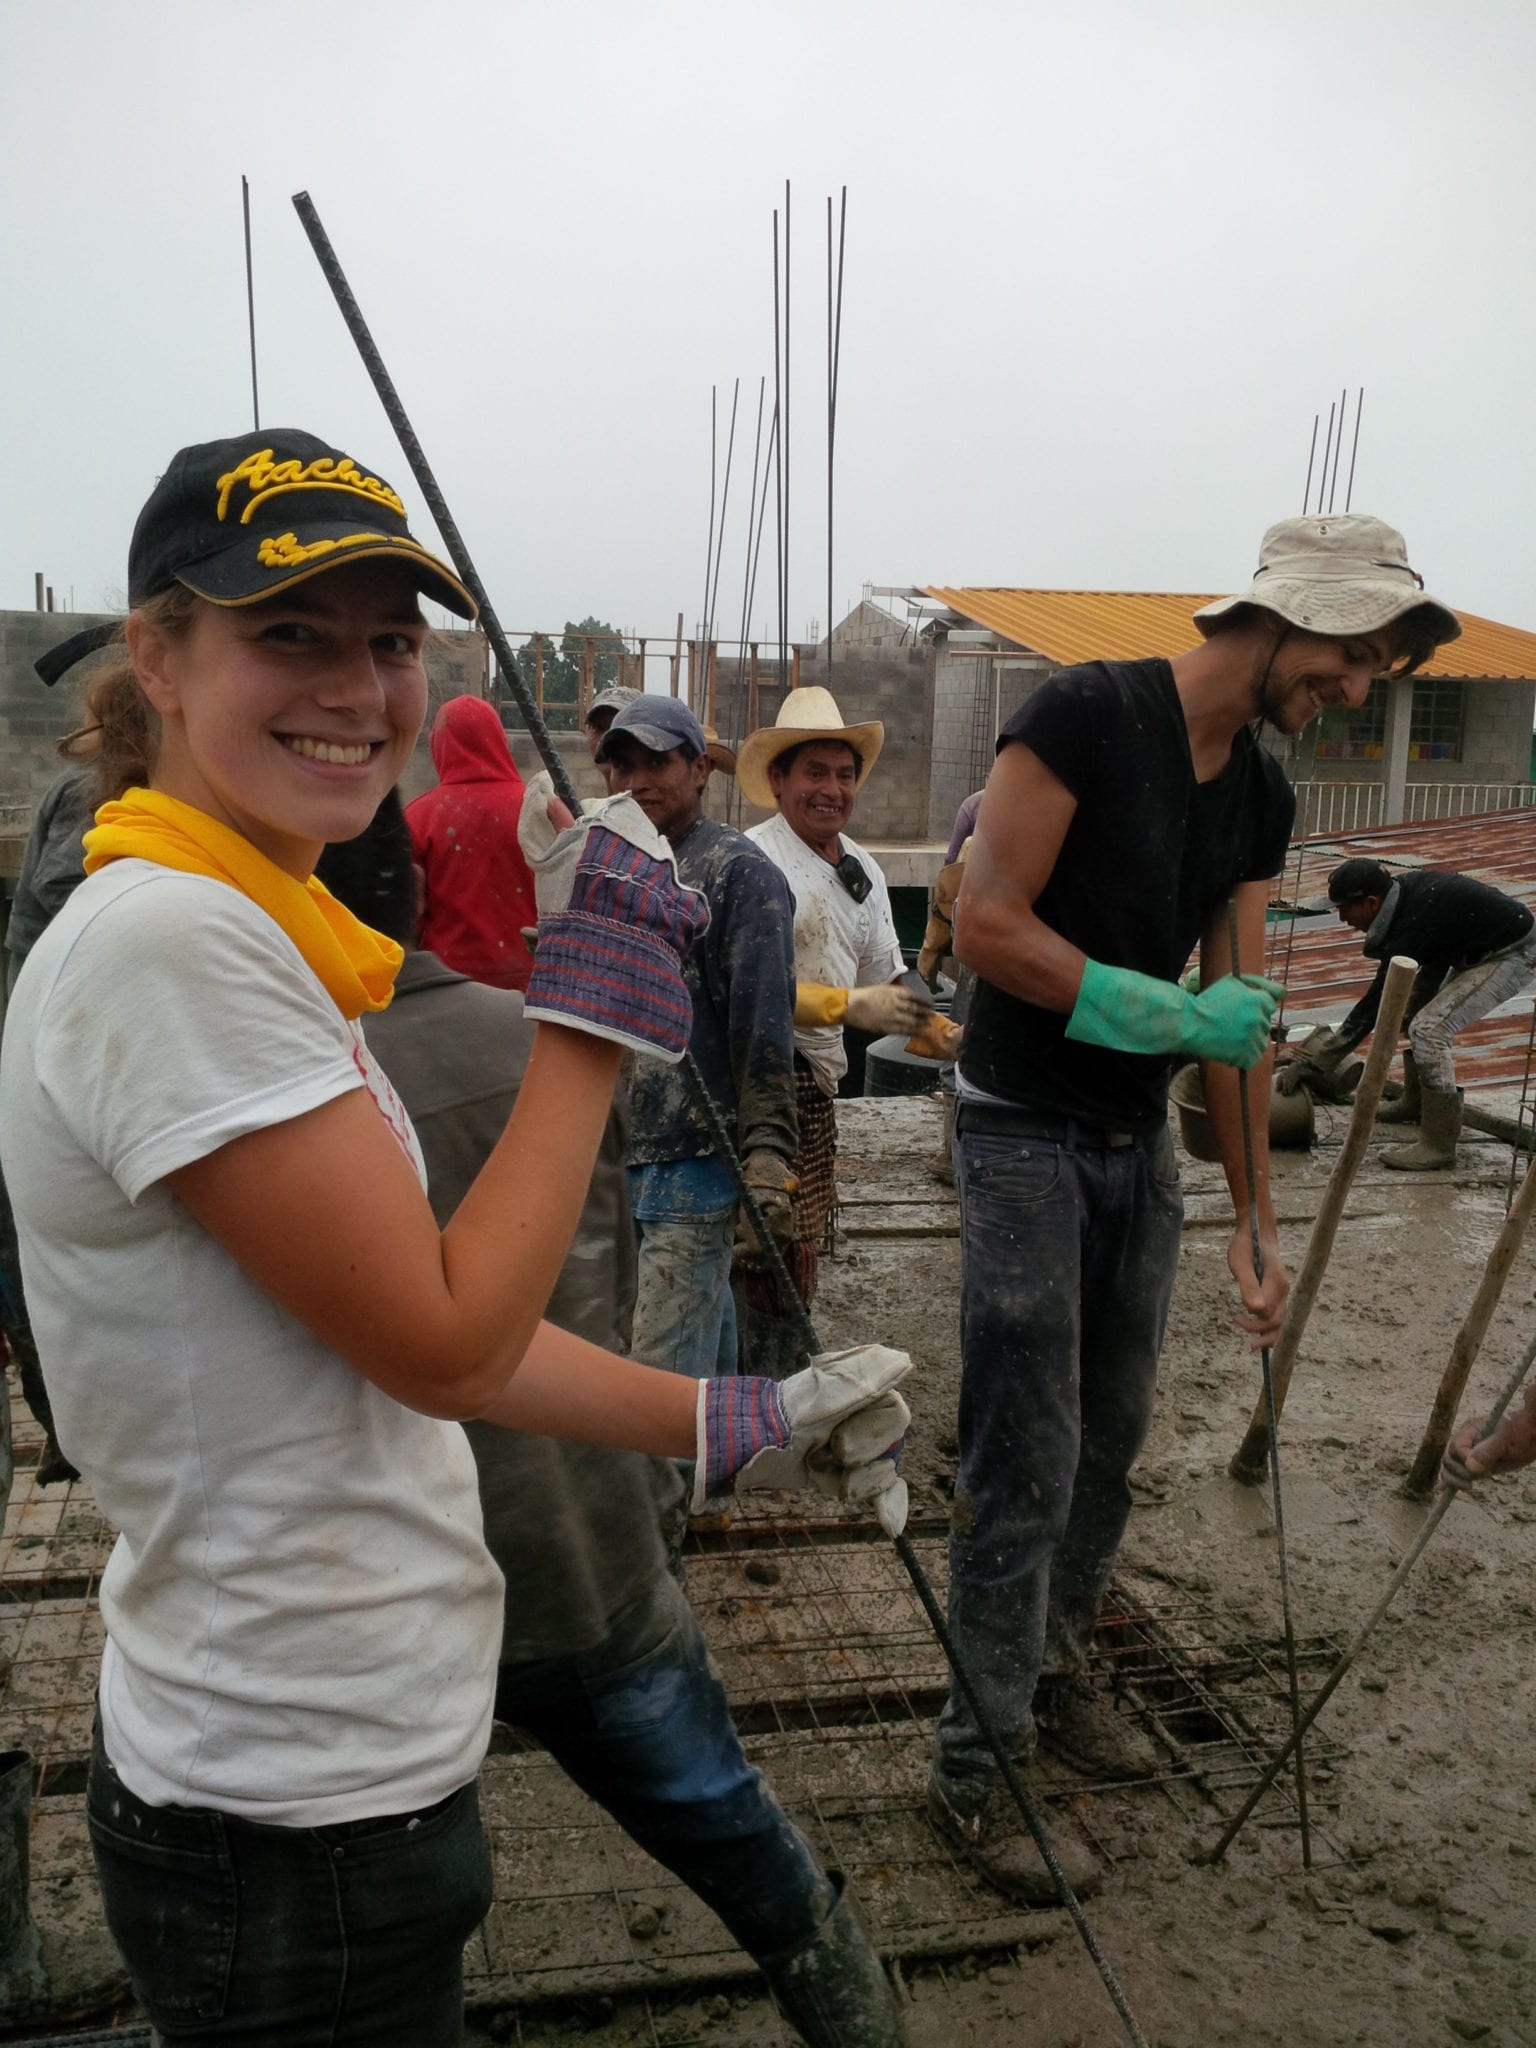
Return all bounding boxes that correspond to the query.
[1292,780,1536,840]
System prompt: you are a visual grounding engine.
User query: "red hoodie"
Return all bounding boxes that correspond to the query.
[406,696,538,991]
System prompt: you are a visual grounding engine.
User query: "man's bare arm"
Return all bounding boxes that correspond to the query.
[951,744,1082,1009]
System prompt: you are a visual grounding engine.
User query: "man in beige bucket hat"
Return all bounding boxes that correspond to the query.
[930,513,1460,1904]
[736,687,932,1372]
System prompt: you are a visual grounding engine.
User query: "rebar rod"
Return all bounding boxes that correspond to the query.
[1226,899,1312,1866]
[1207,1323,1536,1862]
[1316,401,1336,516]
[1344,388,1364,513]
[702,384,717,662]
[1301,412,1319,516]
[707,377,740,646]
[241,175,260,432]
[730,378,768,758]
[1327,385,1346,513]
[292,187,1148,2047]
[772,207,785,687]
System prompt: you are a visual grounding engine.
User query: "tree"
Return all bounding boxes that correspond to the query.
[508,618,624,732]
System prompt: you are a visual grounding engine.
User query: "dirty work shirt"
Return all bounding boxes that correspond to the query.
[1334,870,1536,1047]
[0,864,502,1825]
[406,694,539,990]
[747,811,905,1095]
[961,658,1295,1128]
[628,815,798,1167]
[362,948,678,1662]
[5,765,92,969]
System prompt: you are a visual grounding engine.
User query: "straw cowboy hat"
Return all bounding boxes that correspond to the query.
[737,686,884,810]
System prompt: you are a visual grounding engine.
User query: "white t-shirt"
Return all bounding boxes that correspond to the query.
[0,862,503,1825]
[747,812,905,1094]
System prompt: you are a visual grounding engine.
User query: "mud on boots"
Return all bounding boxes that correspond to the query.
[760,1877,909,2046]
[1383,1083,1463,1171]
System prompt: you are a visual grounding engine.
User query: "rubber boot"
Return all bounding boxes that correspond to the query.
[0,1751,46,2014]
[760,1876,908,2046]
[1383,1084,1462,1170]
[1377,1050,1422,1125]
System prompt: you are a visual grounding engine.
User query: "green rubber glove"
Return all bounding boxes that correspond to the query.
[1065,959,1283,1069]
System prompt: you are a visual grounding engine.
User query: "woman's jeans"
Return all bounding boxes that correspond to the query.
[86,1727,491,2046]
[934,1116,1184,1798]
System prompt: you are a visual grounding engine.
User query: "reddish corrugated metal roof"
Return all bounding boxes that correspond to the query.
[1267,809,1536,1103]
[922,587,1536,682]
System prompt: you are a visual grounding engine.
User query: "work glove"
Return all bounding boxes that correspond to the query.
[845,982,934,1036]
[734,1147,799,1254]
[518,774,710,1062]
[1065,959,1283,1070]
[904,1013,965,1062]
[916,853,967,988]
[1275,1032,1354,1098]
[694,1345,912,1535]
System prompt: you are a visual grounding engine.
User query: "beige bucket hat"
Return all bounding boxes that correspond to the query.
[1192,515,1460,649]
[737,686,884,810]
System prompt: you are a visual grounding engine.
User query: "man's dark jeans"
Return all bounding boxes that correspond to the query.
[495,1573,832,1962]
[87,1726,491,2045]
[934,1117,1183,1797]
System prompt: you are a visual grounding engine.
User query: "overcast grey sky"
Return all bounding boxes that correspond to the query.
[4,0,1533,648]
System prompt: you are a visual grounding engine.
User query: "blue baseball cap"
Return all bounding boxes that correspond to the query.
[595,695,708,763]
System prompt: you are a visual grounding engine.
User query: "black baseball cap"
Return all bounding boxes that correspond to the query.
[1327,858,1391,903]
[126,430,476,618]
[595,696,708,763]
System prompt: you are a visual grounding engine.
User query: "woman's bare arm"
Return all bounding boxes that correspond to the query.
[168,1023,628,1418]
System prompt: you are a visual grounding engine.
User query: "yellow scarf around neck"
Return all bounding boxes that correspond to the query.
[83,787,402,1020]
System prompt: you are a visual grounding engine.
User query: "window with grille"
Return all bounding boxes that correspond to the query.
[1312,679,1464,762]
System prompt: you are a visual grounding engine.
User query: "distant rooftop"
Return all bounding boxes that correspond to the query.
[919,587,1536,682]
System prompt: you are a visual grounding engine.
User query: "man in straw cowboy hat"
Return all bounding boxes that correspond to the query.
[736,687,933,1373]
[929,514,1461,1902]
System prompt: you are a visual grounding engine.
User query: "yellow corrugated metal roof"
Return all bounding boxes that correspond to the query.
[921,587,1536,682]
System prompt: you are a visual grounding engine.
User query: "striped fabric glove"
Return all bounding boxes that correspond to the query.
[518,777,710,1062]
[694,1345,913,1536]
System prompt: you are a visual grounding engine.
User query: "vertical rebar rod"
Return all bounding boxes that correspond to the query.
[732,378,768,751]
[1344,387,1364,513]
[826,186,846,663]
[1301,412,1319,516]
[783,179,791,667]
[772,208,785,688]
[1316,401,1336,516]
[241,175,260,432]
[1227,899,1312,1867]
[706,378,740,647]
[1327,385,1346,513]
[702,385,717,657]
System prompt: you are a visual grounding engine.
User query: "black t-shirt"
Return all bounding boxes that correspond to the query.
[961,658,1296,1127]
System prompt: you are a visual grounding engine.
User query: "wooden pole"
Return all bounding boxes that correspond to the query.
[1401,1153,1536,1499]
[708,642,718,729]
[1229,955,1419,1484]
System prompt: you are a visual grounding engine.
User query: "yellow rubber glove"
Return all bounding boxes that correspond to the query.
[794,983,851,1028]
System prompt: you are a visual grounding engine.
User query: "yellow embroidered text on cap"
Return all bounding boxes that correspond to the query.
[215,449,406,525]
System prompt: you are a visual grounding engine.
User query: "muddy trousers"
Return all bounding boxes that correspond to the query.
[933,1118,1183,1796]
[1407,929,1536,1094]
[86,1727,491,2045]
[495,1575,834,1961]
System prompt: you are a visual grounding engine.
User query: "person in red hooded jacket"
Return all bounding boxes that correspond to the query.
[406,695,539,991]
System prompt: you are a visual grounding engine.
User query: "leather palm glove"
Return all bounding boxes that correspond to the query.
[794,982,935,1035]
[735,1148,799,1255]
[905,1013,965,1062]
[916,853,967,988]
[1065,959,1283,1070]
[1275,1032,1353,1098]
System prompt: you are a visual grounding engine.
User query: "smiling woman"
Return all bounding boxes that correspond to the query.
[0,428,912,2046]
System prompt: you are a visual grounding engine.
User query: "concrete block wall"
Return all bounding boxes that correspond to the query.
[928,648,1054,844]
[1266,679,1534,792]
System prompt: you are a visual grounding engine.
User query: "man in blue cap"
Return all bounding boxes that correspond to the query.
[596,697,800,1544]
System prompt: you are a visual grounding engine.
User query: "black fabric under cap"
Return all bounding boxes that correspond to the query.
[1327,857,1391,902]
[126,430,476,619]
